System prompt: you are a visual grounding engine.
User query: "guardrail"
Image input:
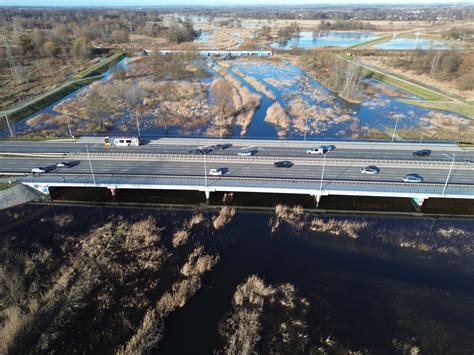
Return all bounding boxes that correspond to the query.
[23,172,474,189]
[65,151,472,168]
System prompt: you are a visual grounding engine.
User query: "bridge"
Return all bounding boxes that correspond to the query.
[0,137,473,207]
[159,50,272,57]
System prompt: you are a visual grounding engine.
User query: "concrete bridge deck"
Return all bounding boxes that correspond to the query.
[1,137,472,206]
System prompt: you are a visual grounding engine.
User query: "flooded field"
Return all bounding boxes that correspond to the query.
[373,37,452,50]
[2,55,470,141]
[271,31,378,50]
[0,202,473,354]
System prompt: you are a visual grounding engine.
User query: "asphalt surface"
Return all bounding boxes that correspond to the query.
[0,139,472,162]
[1,157,471,185]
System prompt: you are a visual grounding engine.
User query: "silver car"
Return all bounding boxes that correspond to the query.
[31,167,46,174]
[361,166,379,175]
[238,150,253,156]
[403,174,423,183]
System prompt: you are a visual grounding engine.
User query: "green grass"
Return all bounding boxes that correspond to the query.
[398,100,474,118]
[346,33,395,50]
[73,51,127,79]
[370,72,446,101]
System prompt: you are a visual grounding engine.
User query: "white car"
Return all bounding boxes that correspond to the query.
[306,145,335,155]
[209,168,223,176]
[403,174,423,183]
[238,150,253,156]
[31,167,46,174]
[361,166,379,175]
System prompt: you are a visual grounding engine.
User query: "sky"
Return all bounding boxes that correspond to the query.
[2,0,473,6]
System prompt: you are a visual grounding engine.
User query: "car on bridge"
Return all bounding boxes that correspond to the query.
[273,161,293,168]
[403,174,424,183]
[56,162,71,168]
[360,166,379,175]
[212,143,232,150]
[306,145,335,155]
[413,149,431,157]
[31,167,46,174]
[209,168,224,176]
[238,150,254,156]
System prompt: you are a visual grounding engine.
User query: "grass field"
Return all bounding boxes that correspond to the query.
[399,100,474,118]
[369,72,447,101]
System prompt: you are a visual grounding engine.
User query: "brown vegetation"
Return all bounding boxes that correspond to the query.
[119,245,219,354]
[213,206,237,230]
[264,102,291,137]
[239,75,277,101]
[218,275,309,354]
[270,204,370,239]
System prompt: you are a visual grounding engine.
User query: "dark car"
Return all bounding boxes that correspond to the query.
[188,149,203,154]
[273,161,293,168]
[213,143,232,150]
[413,149,431,157]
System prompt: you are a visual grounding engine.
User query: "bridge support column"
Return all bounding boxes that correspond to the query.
[411,196,426,211]
[204,190,211,202]
[312,194,322,208]
[109,187,118,199]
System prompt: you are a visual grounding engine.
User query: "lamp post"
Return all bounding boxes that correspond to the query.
[319,151,327,191]
[86,145,96,185]
[201,147,208,188]
[442,153,455,196]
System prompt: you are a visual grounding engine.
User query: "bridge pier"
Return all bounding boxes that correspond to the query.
[411,196,427,211]
[109,187,118,199]
[204,190,210,202]
[312,194,322,207]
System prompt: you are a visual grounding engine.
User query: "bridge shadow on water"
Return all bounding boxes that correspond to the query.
[48,187,474,216]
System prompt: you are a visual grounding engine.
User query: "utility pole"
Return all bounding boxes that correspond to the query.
[391,116,399,143]
[86,145,96,185]
[319,152,327,191]
[4,113,14,137]
[442,154,455,196]
[136,115,141,137]
[65,115,73,138]
[2,36,19,81]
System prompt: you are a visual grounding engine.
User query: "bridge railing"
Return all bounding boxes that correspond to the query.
[65,151,472,168]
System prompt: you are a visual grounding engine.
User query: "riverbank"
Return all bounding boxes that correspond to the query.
[0,52,128,131]
[0,183,45,210]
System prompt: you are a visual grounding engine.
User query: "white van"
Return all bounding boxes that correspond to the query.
[306,145,335,155]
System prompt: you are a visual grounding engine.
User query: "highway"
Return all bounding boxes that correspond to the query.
[0,138,472,162]
[0,157,472,185]
[1,137,473,202]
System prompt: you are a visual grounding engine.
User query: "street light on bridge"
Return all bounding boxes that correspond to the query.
[86,145,96,185]
[319,151,328,192]
[442,153,455,196]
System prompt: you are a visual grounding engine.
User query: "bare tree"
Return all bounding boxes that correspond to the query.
[86,89,114,131]
[210,78,235,138]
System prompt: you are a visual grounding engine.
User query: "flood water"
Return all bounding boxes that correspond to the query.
[374,38,452,50]
[1,201,473,354]
[271,31,378,50]
[2,55,469,140]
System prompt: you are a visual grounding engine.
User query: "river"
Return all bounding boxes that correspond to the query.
[1,200,473,353]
